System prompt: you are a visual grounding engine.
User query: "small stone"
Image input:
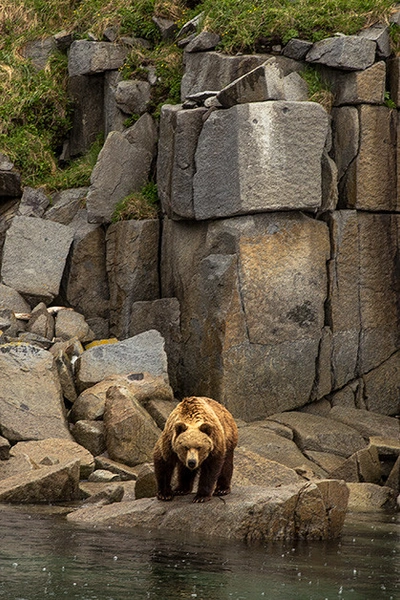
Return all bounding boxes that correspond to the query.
[88,469,121,483]
[17,187,49,218]
[53,30,73,51]
[185,31,221,53]
[152,16,177,41]
[134,463,157,499]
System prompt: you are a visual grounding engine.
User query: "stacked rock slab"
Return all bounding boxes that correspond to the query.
[161,213,330,420]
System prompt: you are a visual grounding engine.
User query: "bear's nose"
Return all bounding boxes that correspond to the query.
[187,459,197,469]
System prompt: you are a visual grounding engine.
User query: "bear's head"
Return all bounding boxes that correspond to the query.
[172,422,214,470]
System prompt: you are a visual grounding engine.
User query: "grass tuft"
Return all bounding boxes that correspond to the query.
[112,182,160,222]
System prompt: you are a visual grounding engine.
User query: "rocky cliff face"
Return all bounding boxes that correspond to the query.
[0,20,399,532]
[1,27,400,420]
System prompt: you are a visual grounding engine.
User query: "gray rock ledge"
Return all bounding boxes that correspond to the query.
[67,480,349,542]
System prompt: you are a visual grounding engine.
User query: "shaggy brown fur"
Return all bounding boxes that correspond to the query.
[153,396,238,503]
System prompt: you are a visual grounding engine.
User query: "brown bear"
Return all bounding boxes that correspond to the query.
[153,396,238,503]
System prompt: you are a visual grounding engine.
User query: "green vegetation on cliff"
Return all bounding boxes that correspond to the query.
[0,0,397,190]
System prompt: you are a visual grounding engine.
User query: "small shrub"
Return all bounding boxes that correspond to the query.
[112,182,160,222]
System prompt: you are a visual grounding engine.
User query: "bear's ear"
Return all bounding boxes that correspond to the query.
[175,422,187,436]
[199,423,213,436]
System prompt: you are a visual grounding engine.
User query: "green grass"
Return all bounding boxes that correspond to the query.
[112,182,160,222]
[0,0,396,189]
[200,0,395,52]
[300,66,334,112]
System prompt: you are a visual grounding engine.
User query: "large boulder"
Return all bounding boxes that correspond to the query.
[332,105,397,211]
[103,385,161,466]
[328,407,400,439]
[128,298,181,391]
[70,372,174,423]
[75,331,169,391]
[238,424,327,476]
[0,284,31,313]
[67,481,349,541]
[216,59,285,107]
[1,216,74,304]
[0,459,80,503]
[86,114,158,224]
[157,104,206,220]
[0,343,71,441]
[10,438,95,479]
[67,74,104,157]
[106,219,160,339]
[159,101,328,220]
[63,209,109,323]
[161,212,330,419]
[68,40,128,77]
[192,101,329,219]
[181,52,300,99]
[306,36,376,71]
[327,211,400,390]
[346,483,397,511]
[268,412,367,458]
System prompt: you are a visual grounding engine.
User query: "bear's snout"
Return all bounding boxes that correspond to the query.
[187,458,197,469]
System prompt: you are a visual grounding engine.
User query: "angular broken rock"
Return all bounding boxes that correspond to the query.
[328,407,400,440]
[239,425,327,477]
[86,113,158,224]
[232,447,303,487]
[216,59,285,108]
[106,219,160,339]
[44,187,88,225]
[0,459,80,503]
[55,309,94,342]
[0,153,22,197]
[75,330,169,390]
[269,411,367,458]
[185,31,221,53]
[104,385,161,466]
[358,24,391,59]
[192,101,329,219]
[70,372,173,423]
[347,483,397,511]
[68,40,128,77]
[67,482,349,541]
[72,420,106,457]
[1,216,74,303]
[328,61,386,107]
[115,79,151,115]
[0,343,72,441]
[283,38,313,60]
[17,186,50,218]
[27,302,54,339]
[129,298,181,391]
[306,35,376,71]
[11,438,95,479]
[0,284,31,314]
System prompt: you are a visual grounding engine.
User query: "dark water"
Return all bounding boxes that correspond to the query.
[0,504,398,600]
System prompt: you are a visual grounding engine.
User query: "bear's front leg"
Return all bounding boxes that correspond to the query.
[154,449,176,501]
[214,447,235,497]
[193,456,224,503]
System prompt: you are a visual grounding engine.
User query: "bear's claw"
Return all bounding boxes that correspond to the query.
[214,488,231,496]
[192,494,212,503]
[157,492,174,501]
